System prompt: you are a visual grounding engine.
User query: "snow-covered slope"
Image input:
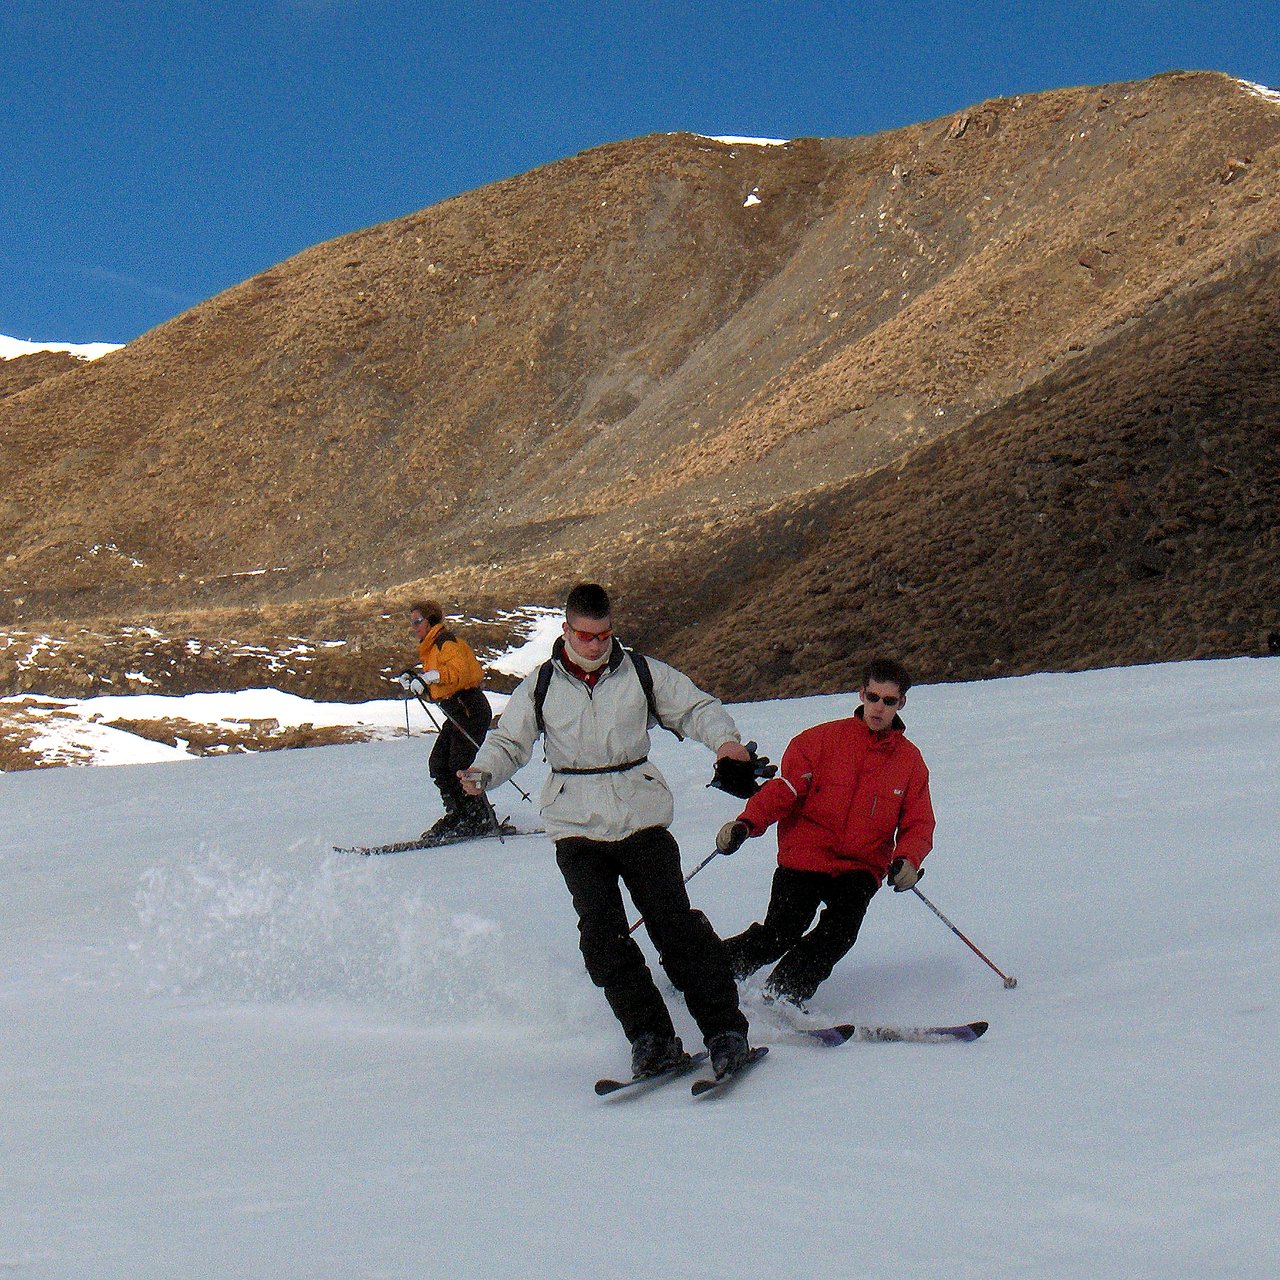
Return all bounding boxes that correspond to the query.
[2,658,1276,1278]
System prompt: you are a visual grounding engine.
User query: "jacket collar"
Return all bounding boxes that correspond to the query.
[854,704,906,737]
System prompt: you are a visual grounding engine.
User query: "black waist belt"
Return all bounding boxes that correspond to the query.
[553,756,649,776]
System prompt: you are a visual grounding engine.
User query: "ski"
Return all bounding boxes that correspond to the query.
[334,822,544,856]
[805,1020,988,1046]
[595,1051,710,1097]
[690,1045,769,1097]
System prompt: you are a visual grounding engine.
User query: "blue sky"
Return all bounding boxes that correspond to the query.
[3,0,1276,343]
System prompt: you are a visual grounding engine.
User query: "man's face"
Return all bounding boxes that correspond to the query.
[860,678,904,732]
[409,612,430,640]
[563,613,613,663]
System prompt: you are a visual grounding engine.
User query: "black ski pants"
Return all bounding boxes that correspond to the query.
[554,826,749,1048]
[724,865,879,1003]
[428,688,492,810]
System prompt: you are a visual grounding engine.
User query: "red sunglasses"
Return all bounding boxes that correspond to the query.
[568,625,613,644]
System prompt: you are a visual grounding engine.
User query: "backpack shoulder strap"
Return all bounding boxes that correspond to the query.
[627,650,684,741]
[534,651,684,742]
[532,658,555,737]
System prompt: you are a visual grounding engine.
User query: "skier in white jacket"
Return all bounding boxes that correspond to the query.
[461,582,753,1079]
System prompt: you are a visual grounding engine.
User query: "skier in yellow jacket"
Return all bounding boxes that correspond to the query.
[399,600,493,838]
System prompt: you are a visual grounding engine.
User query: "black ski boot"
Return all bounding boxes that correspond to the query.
[707,1030,750,1078]
[452,795,494,837]
[630,1032,685,1078]
[421,798,462,841]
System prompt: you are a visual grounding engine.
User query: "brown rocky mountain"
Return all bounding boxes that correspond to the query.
[0,349,84,401]
[2,70,1278,723]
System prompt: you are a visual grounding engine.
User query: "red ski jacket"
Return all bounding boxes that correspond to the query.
[738,709,935,879]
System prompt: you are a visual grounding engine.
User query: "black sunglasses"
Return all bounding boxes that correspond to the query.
[863,691,902,708]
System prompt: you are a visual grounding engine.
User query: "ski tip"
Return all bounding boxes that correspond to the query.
[690,1045,768,1097]
[942,1020,990,1041]
[805,1024,856,1046]
[595,1051,709,1098]
[807,1021,989,1044]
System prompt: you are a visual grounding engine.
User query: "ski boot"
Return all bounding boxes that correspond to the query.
[630,1032,686,1078]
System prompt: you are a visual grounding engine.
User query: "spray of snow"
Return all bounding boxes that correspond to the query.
[129,849,592,1029]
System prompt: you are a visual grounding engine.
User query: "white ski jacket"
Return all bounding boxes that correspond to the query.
[471,641,741,843]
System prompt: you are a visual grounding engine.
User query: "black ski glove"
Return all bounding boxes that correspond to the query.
[888,857,922,892]
[708,741,777,799]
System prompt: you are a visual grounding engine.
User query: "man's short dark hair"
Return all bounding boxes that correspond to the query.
[565,582,611,620]
[409,599,444,626]
[863,657,912,695]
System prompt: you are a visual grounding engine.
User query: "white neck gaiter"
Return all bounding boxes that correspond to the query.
[565,637,613,672]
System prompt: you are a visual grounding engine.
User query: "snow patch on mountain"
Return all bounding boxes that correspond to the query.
[0,333,124,360]
[1237,77,1280,105]
[705,134,789,146]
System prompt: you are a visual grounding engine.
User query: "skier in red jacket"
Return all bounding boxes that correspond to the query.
[716,657,935,1008]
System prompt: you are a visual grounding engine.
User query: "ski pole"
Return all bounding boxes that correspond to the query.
[412,690,485,753]
[414,691,444,735]
[628,850,721,935]
[911,886,1018,988]
[395,679,533,805]
[411,689,533,804]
